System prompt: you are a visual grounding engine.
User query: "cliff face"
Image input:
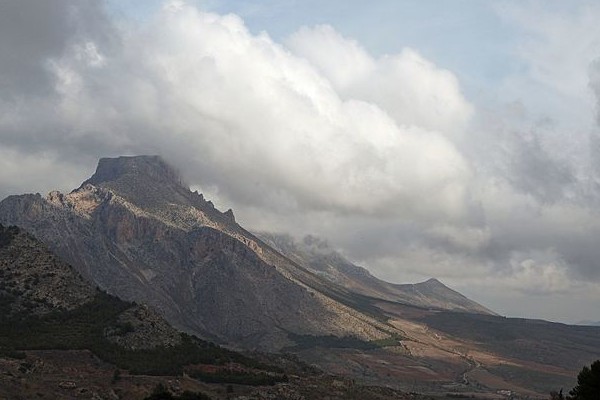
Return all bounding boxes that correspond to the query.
[0,156,391,350]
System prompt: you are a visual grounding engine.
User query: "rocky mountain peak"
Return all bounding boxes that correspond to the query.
[420,278,444,287]
[223,208,235,222]
[74,156,243,231]
[77,155,199,210]
[83,155,186,189]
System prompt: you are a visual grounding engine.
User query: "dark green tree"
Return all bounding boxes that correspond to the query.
[111,369,121,384]
[143,384,212,400]
[568,360,600,400]
[145,384,174,400]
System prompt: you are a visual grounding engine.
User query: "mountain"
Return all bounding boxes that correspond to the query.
[0,224,250,398]
[0,155,394,351]
[257,233,495,315]
[0,224,417,400]
[3,155,600,397]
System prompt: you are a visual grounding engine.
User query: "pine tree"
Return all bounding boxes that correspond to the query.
[568,361,600,400]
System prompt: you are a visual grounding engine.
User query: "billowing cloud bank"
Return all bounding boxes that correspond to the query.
[1,0,600,322]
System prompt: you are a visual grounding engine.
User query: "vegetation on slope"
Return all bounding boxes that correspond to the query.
[0,289,281,377]
[0,224,285,386]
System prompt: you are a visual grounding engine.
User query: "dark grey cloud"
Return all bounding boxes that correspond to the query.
[0,0,121,183]
[0,0,72,98]
[508,129,575,203]
[0,1,114,100]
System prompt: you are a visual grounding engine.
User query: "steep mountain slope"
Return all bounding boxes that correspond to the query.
[2,224,413,400]
[0,224,95,317]
[0,223,193,353]
[258,233,495,315]
[0,156,392,350]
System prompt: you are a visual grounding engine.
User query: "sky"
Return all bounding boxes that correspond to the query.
[1,0,600,324]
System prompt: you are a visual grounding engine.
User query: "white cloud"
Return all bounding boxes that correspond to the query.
[287,25,375,90]
[1,4,473,221]
[494,1,600,132]
[0,147,87,197]
[504,249,572,294]
[288,25,474,138]
[499,2,600,99]
[427,224,491,251]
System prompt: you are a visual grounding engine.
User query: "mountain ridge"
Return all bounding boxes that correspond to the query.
[256,231,495,315]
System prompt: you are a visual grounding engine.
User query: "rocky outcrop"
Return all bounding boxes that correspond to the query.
[105,304,182,350]
[0,224,186,350]
[0,224,95,316]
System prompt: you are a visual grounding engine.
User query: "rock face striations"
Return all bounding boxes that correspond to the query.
[0,156,394,350]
